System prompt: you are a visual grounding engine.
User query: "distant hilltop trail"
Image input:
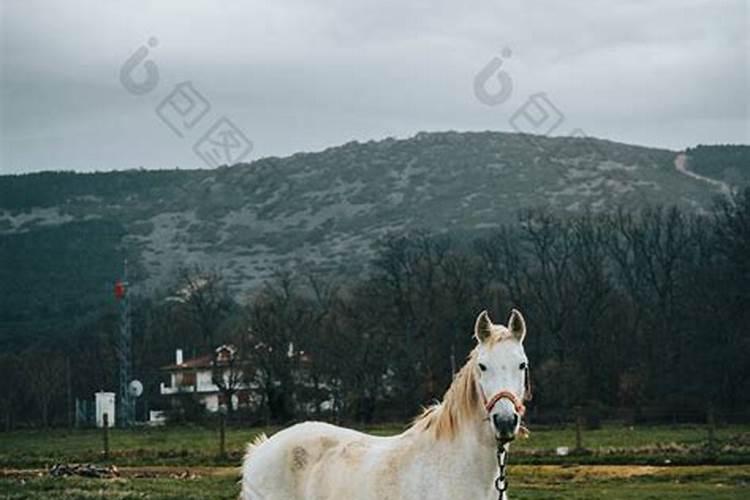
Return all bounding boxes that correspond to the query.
[674,152,732,197]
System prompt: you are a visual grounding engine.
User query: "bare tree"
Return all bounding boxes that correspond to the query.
[211,345,245,414]
[0,354,22,431]
[244,272,311,423]
[371,232,453,411]
[175,266,235,349]
[518,209,575,363]
[23,349,65,427]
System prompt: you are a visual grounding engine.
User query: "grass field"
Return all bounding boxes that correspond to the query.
[1,423,748,498]
[1,465,748,499]
[1,422,748,468]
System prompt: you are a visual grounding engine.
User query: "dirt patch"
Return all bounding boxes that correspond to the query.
[514,464,750,481]
[3,464,748,482]
[0,466,240,480]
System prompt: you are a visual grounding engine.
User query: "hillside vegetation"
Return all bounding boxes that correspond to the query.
[685,144,750,185]
[0,132,741,349]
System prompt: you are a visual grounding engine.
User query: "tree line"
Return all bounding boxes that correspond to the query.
[1,189,748,429]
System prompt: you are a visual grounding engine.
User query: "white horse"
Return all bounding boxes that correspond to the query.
[241,309,532,500]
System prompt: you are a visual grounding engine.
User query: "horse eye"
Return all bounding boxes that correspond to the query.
[519,362,527,370]
[478,363,487,372]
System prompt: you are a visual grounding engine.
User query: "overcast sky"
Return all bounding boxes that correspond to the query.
[1,0,748,174]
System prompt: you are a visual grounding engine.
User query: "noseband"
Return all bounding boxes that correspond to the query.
[483,390,526,416]
[480,364,531,417]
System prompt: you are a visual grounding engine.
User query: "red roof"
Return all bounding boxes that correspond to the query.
[160,354,213,371]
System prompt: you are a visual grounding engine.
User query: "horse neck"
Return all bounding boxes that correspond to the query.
[452,418,498,474]
[412,380,500,482]
[406,355,502,494]
[410,417,499,497]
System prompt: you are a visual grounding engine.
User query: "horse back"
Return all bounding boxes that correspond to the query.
[241,421,395,500]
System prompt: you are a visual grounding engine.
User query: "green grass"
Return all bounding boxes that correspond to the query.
[0,424,276,468]
[515,424,733,449]
[1,424,748,499]
[0,475,238,499]
[1,465,748,499]
[510,423,750,465]
[0,423,748,468]
[511,465,750,499]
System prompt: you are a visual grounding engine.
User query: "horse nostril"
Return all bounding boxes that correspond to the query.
[492,414,502,429]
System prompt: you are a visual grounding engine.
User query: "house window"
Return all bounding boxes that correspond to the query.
[178,371,196,387]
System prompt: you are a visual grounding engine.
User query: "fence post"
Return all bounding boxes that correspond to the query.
[102,413,110,459]
[66,357,73,429]
[219,411,226,459]
[707,406,717,455]
[575,406,584,452]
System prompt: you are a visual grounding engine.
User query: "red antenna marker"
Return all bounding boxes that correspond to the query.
[114,280,126,300]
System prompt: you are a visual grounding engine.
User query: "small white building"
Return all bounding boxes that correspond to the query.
[95,392,116,428]
[160,345,255,412]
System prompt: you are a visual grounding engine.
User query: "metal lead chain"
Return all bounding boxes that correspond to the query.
[494,446,508,499]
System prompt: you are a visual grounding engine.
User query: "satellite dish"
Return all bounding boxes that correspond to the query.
[129,379,143,398]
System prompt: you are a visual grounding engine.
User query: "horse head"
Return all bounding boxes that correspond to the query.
[473,309,531,443]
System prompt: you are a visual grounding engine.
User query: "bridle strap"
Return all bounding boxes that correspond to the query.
[484,390,526,416]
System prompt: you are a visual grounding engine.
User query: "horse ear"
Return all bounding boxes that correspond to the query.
[508,308,526,342]
[474,310,493,343]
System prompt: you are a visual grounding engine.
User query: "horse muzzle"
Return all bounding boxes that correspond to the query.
[492,413,519,442]
[484,390,525,442]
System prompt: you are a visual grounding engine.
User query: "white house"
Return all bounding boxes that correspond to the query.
[160,345,255,412]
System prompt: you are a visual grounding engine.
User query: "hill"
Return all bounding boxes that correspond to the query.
[0,131,743,346]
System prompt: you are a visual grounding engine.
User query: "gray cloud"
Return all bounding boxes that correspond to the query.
[1,0,747,173]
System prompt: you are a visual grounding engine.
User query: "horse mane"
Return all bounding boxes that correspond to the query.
[410,326,514,440]
[244,432,268,461]
[410,348,484,440]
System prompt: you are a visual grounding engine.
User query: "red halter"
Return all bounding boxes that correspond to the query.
[483,390,526,416]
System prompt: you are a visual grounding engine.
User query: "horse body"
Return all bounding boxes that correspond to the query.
[241,421,497,500]
[241,309,530,500]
